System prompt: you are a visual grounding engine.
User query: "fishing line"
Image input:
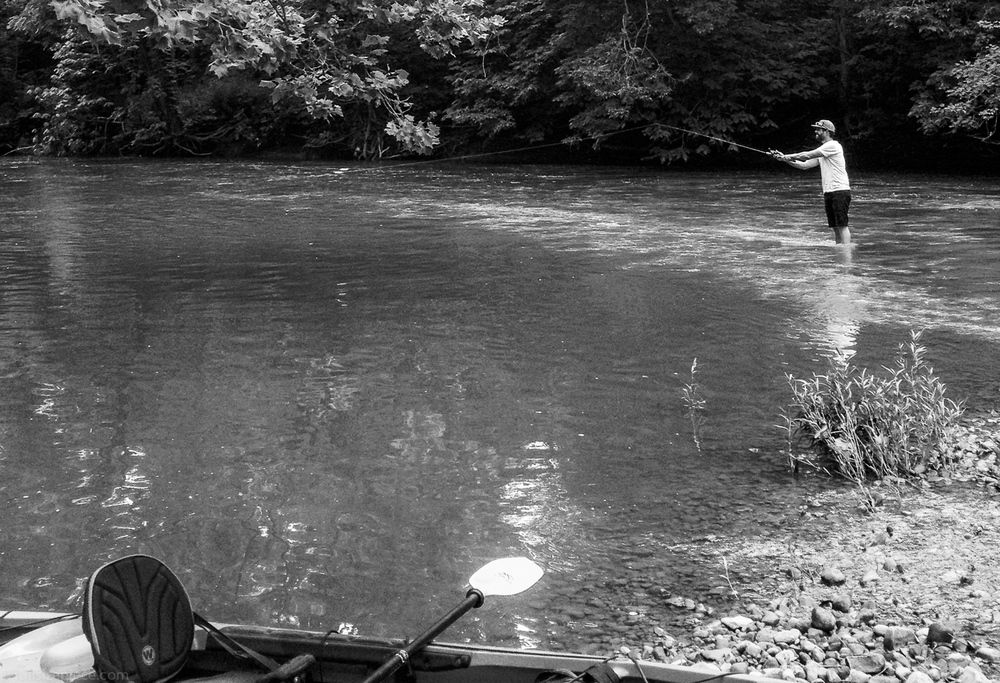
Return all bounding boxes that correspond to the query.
[349,121,770,173]
[347,123,655,173]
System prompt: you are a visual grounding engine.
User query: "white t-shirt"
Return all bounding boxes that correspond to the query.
[802,140,850,194]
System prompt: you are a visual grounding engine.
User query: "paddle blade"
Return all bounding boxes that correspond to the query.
[469,557,543,597]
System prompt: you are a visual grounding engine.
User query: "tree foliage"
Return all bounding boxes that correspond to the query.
[8,0,504,156]
[2,0,999,163]
[860,0,1000,147]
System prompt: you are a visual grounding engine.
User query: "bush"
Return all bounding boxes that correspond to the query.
[782,331,965,482]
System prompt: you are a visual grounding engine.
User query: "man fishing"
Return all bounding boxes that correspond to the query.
[772,120,852,245]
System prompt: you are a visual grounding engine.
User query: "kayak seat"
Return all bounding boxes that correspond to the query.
[83,555,314,683]
[84,554,194,683]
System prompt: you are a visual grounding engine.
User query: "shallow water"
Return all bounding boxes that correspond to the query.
[0,159,998,649]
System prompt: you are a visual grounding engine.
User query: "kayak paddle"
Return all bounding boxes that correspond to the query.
[361,557,543,683]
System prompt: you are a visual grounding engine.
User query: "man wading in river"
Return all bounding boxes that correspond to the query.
[772,120,852,245]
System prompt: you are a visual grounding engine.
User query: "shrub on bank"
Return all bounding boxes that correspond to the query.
[783,331,965,482]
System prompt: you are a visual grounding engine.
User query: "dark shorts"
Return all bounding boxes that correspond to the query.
[824,190,851,228]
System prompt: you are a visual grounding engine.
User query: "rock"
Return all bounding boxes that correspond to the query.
[847,653,887,674]
[942,570,964,584]
[812,606,837,633]
[805,660,828,682]
[830,594,852,613]
[869,677,897,683]
[699,648,733,663]
[860,570,880,587]
[943,653,974,675]
[905,672,934,683]
[763,611,783,626]
[883,627,917,651]
[975,646,1000,663]
[892,651,912,667]
[847,671,871,683]
[775,629,803,644]
[722,615,756,631]
[776,649,798,667]
[821,568,847,586]
[957,666,991,683]
[857,609,877,625]
[788,618,811,633]
[927,622,956,645]
[847,642,870,657]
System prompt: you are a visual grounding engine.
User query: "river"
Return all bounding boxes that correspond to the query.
[1,159,998,651]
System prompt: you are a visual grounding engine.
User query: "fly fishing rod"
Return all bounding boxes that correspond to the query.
[656,123,774,156]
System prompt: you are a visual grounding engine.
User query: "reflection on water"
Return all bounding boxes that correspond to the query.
[0,160,998,649]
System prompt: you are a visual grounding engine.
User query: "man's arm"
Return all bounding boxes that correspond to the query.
[786,148,824,162]
[770,146,823,168]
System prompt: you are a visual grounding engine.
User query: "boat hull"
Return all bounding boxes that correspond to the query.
[0,610,750,683]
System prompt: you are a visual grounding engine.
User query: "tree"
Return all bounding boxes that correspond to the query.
[1,0,60,152]
[910,25,1000,143]
[36,0,504,156]
[447,0,842,163]
[861,0,1000,147]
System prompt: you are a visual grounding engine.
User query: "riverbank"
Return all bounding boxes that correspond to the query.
[631,411,1000,683]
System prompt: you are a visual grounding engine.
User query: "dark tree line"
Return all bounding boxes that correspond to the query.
[1,0,998,168]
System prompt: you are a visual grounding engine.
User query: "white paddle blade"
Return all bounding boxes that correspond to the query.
[469,557,543,597]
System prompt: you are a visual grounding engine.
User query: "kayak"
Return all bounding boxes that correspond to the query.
[0,609,749,683]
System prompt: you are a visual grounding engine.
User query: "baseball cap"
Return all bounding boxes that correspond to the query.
[811,120,836,133]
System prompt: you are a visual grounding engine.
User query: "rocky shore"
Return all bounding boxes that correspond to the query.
[628,411,1000,683]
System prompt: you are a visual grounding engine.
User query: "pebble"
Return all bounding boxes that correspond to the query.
[885,627,918,651]
[813,606,837,632]
[822,568,848,586]
[722,615,755,631]
[558,510,1000,683]
[977,647,1000,663]
[849,653,888,674]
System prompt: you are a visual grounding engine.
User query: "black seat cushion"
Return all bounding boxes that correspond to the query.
[83,555,195,683]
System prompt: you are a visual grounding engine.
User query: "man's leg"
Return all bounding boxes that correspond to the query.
[830,192,852,245]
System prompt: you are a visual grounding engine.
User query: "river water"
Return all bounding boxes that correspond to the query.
[1,159,998,651]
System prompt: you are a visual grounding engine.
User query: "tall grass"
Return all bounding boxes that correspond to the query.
[782,331,965,483]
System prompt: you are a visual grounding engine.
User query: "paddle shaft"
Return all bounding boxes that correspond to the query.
[360,589,485,683]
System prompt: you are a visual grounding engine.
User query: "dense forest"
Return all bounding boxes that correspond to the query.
[1,0,998,169]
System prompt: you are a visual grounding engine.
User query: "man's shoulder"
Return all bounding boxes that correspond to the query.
[820,140,844,155]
